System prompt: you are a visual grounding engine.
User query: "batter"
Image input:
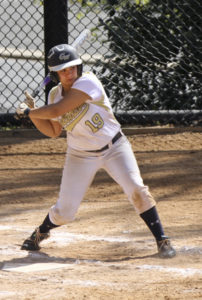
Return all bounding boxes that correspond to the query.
[16,44,176,258]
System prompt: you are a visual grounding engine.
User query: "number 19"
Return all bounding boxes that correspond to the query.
[85,113,104,133]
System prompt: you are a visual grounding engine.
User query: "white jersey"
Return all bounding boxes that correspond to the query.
[48,72,121,151]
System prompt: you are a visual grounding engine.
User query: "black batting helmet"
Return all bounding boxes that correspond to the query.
[47,44,83,83]
[47,44,82,71]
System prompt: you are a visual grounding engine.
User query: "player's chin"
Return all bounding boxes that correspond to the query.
[65,77,76,84]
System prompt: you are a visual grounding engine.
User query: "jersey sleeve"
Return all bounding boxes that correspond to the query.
[47,86,60,105]
[47,85,61,121]
[72,74,103,102]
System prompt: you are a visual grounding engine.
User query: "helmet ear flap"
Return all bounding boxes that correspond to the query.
[48,65,82,85]
[49,72,59,84]
[77,64,83,77]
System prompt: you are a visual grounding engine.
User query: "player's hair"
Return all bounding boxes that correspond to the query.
[47,44,83,84]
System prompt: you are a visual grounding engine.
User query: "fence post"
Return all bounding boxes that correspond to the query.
[43,0,68,103]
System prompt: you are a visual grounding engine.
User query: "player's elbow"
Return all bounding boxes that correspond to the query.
[49,106,63,118]
[50,131,61,138]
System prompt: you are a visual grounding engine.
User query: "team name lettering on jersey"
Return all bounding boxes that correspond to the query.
[60,103,89,131]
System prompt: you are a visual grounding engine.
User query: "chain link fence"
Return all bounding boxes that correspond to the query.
[0,0,202,127]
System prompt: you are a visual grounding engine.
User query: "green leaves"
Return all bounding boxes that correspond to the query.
[95,0,202,114]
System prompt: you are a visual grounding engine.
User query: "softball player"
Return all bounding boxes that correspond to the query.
[17,44,176,258]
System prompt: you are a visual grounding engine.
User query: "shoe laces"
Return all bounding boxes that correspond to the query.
[31,228,41,245]
[158,238,171,250]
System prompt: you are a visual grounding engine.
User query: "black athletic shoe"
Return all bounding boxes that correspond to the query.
[21,227,50,251]
[157,237,176,258]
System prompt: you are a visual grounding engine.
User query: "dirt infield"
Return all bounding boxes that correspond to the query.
[0,128,202,300]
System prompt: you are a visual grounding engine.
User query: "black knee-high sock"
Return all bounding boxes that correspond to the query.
[140,206,165,241]
[39,214,59,233]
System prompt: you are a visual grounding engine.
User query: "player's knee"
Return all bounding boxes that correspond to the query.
[49,206,76,225]
[130,185,156,214]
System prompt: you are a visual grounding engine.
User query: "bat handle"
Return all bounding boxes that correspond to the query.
[32,75,51,97]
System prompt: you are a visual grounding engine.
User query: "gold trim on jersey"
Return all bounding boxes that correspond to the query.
[49,85,89,132]
[93,98,117,120]
[49,86,58,104]
[60,103,89,131]
[93,98,110,112]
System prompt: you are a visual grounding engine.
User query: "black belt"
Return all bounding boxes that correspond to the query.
[87,131,122,153]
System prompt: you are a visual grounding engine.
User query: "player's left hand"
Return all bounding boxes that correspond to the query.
[16,102,30,116]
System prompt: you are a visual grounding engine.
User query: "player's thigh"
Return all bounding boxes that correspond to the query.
[50,152,101,224]
[58,151,100,207]
[104,137,144,194]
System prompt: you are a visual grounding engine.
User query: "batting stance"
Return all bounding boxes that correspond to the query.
[16,44,176,258]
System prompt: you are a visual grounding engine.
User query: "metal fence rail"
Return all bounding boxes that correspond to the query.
[0,0,202,127]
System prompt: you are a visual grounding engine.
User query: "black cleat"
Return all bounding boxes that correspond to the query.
[21,227,50,251]
[157,237,176,258]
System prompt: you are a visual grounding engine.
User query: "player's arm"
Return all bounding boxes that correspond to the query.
[28,88,91,120]
[18,91,63,138]
[30,117,62,138]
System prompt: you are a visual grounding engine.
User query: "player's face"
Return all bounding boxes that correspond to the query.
[57,66,78,86]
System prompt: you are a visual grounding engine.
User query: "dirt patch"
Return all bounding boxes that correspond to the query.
[0,129,202,300]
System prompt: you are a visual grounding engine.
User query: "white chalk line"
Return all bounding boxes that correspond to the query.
[0,225,13,230]
[1,247,202,280]
[44,231,136,244]
[2,258,202,278]
[0,225,134,242]
[1,224,202,252]
[0,224,202,255]
[0,291,17,298]
[59,278,129,289]
[1,244,202,278]
[136,264,202,277]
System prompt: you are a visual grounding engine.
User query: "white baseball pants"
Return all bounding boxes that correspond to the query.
[49,135,156,225]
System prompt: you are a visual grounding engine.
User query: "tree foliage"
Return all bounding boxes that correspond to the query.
[92,0,202,111]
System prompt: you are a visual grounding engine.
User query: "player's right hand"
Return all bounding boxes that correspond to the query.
[24,91,36,108]
[16,102,30,116]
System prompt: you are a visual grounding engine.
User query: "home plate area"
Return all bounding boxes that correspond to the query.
[2,262,69,273]
[0,225,202,299]
[1,230,202,276]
